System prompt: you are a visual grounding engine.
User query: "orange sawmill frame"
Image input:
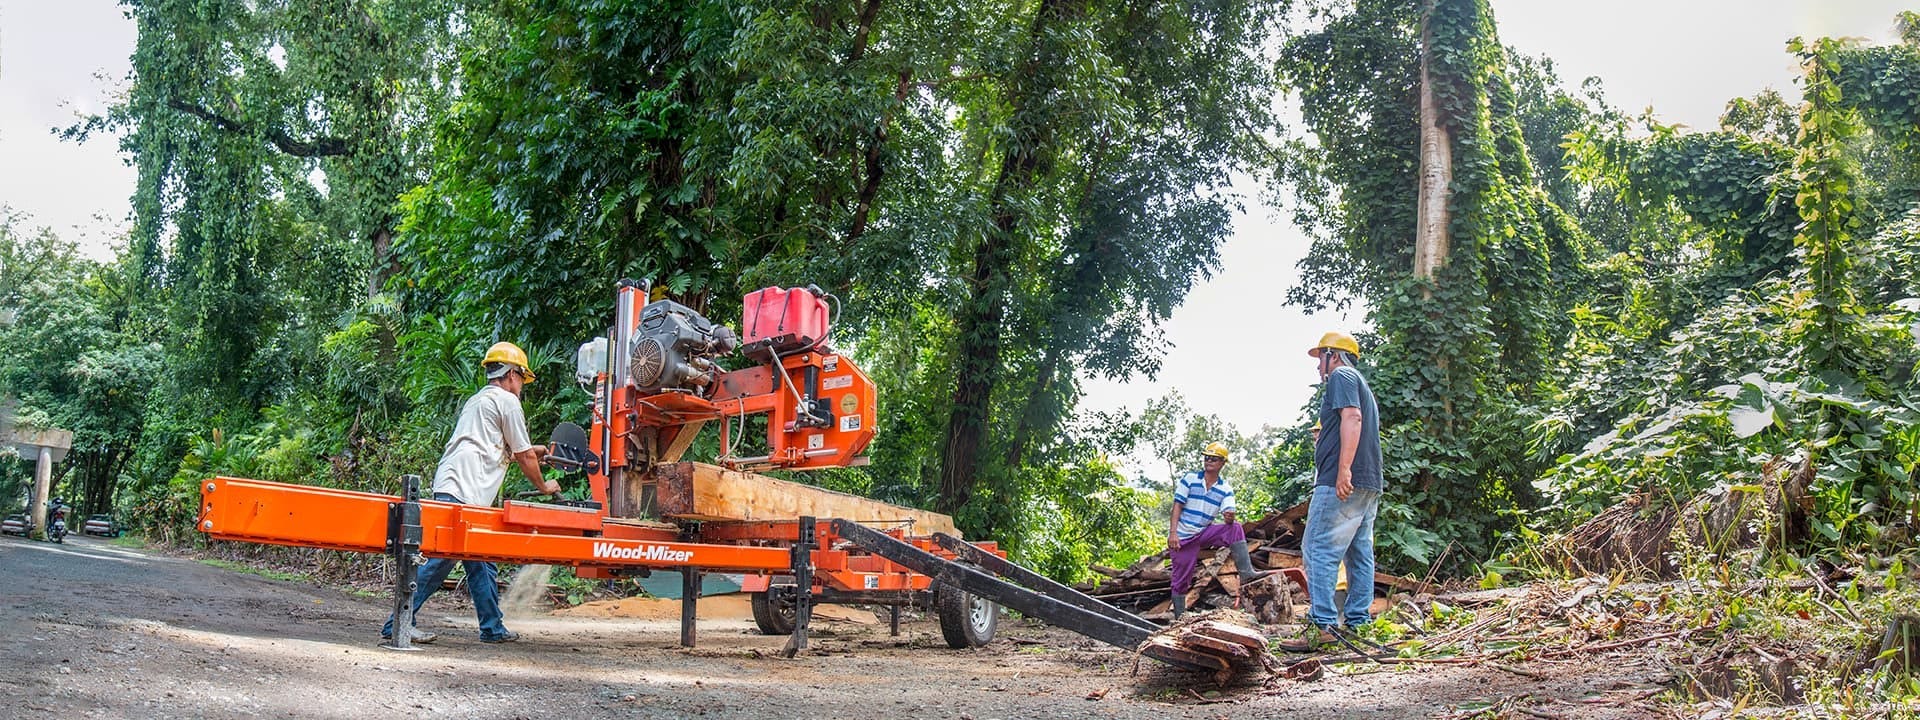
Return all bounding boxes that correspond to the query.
[198,476,995,593]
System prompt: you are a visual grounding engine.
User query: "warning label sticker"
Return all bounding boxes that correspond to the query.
[839,415,862,432]
[823,375,853,390]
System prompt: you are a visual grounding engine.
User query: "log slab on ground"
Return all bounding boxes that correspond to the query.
[1137,613,1279,686]
[630,461,958,536]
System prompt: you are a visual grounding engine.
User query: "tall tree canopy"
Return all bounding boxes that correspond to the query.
[14,0,1914,586]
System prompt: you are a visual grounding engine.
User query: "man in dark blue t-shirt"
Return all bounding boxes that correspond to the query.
[1284,331,1384,652]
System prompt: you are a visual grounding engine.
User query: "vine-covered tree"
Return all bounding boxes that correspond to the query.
[1278,0,1591,568]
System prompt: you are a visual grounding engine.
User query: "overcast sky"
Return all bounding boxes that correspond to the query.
[1,1,1914,458]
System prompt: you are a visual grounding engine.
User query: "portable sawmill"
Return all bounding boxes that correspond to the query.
[199,279,1180,666]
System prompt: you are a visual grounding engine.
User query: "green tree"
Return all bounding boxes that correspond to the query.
[1277,0,1591,569]
[0,209,158,517]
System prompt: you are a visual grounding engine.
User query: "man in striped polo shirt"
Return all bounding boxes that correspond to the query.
[1166,442,1278,618]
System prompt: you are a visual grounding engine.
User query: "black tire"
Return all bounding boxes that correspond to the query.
[935,581,998,649]
[751,587,796,636]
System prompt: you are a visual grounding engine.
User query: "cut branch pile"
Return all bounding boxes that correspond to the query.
[1546,454,1814,578]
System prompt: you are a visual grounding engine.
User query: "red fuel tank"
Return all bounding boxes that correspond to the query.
[742,286,831,353]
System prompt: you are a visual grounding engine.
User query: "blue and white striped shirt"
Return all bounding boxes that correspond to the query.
[1173,471,1236,539]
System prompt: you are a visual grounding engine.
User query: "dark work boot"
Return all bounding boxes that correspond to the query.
[1170,594,1186,619]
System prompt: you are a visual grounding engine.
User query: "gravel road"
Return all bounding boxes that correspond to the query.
[0,535,1658,719]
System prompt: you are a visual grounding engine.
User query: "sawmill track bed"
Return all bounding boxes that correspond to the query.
[4,535,1668,719]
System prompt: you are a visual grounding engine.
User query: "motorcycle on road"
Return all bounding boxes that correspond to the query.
[47,498,69,543]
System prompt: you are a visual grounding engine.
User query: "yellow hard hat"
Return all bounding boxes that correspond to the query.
[1309,332,1360,358]
[1202,441,1230,460]
[482,341,536,383]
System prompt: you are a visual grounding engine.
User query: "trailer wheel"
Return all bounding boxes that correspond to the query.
[935,581,998,649]
[751,587,796,636]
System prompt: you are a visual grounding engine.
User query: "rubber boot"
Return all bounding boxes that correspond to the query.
[1170,594,1185,619]
[1230,541,1280,608]
[1230,540,1258,577]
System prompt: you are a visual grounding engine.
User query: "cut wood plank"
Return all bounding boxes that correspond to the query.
[1261,549,1304,569]
[1176,633,1252,657]
[1189,620,1269,651]
[1374,571,1433,594]
[1139,636,1232,673]
[631,461,958,536]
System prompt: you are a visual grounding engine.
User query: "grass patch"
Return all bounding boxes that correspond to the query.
[109,534,146,549]
[201,558,308,583]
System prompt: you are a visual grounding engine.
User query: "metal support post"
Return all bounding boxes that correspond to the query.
[781,515,815,658]
[679,566,700,648]
[380,475,425,651]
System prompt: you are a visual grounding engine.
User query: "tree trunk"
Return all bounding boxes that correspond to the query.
[845,72,911,246]
[368,226,394,297]
[1414,0,1452,285]
[936,0,1080,515]
[1414,0,1456,438]
[1002,226,1112,473]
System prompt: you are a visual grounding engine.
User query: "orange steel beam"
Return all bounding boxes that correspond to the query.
[202,476,787,571]
[199,476,996,586]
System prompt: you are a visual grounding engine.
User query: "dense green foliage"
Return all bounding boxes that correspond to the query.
[1274,0,1918,574]
[11,0,1288,577]
[1277,0,1595,569]
[6,1,1916,589]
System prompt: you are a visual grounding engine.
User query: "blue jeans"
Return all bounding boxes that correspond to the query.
[382,493,510,640]
[1303,484,1380,628]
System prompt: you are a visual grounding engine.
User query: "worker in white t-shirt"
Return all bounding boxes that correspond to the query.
[382,341,559,645]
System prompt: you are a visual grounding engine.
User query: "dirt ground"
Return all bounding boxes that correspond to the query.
[2,535,1672,719]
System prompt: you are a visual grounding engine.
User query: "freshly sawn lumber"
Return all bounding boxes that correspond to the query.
[628,461,959,536]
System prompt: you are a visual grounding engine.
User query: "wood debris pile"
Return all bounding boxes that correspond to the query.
[1079,501,1427,622]
[1077,504,1309,622]
[1135,610,1281,686]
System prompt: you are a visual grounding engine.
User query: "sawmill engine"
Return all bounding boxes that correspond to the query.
[627,299,738,395]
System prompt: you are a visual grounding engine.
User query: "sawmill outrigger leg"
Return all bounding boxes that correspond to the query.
[931,533,1156,636]
[780,516,816,658]
[379,475,425,652]
[831,519,1153,650]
